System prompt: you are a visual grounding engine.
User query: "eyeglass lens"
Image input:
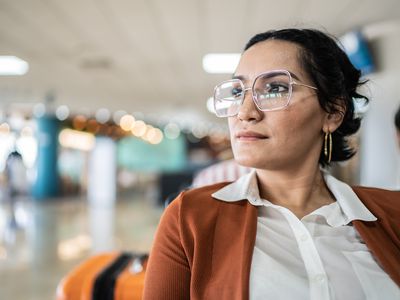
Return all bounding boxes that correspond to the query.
[214,71,292,117]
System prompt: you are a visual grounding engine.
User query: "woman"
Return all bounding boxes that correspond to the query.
[143,29,400,299]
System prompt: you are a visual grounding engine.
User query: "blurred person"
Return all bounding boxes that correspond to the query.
[394,105,400,189]
[4,150,28,230]
[192,158,252,188]
[395,104,400,149]
[143,29,400,299]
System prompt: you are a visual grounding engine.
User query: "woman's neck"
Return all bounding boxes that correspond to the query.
[255,164,335,219]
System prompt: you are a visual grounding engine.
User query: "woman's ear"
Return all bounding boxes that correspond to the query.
[323,101,346,132]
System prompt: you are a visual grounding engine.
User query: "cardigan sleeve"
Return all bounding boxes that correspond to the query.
[143,193,191,300]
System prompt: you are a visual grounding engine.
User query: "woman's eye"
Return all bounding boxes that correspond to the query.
[231,87,243,98]
[266,83,288,93]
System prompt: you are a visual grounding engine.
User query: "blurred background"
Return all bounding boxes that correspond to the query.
[1,0,400,299]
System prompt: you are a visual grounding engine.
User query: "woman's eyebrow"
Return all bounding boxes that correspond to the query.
[232,71,302,82]
[232,74,246,80]
[232,71,300,80]
[288,71,300,80]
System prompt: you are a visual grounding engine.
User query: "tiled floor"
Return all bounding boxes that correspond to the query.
[0,188,163,300]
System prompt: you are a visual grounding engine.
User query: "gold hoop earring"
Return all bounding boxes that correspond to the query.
[324,131,332,163]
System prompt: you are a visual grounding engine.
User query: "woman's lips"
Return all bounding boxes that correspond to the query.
[235,131,268,141]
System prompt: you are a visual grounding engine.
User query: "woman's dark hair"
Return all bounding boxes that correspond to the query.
[244,29,369,166]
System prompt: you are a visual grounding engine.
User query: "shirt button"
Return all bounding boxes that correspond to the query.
[300,233,308,241]
[313,274,326,283]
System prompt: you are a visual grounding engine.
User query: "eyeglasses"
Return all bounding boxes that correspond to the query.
[213,69,317,117]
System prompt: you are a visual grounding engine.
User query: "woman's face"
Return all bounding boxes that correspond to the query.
[229,40,330,171]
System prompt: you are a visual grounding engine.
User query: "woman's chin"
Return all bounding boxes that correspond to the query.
[234,154,288,171]
[233,156,262,169]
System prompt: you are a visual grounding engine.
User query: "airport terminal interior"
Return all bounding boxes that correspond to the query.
[1,0,400,299]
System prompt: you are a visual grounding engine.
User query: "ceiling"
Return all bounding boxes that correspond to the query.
[1,0,400,125]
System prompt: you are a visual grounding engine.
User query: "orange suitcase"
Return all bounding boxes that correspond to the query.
[57,252,148,300]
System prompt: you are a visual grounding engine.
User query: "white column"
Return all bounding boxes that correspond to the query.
[87,137,117,207]
[87,137,117,252]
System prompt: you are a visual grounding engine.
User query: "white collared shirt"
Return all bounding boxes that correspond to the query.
[212,170,400,300]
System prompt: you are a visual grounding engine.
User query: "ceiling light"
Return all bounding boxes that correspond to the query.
[131,120,147,137]
[164,123,180,139]
[0,56,29,75]
[33,103,46,118]
[202,53,240,74]
[56,105,70,121]
[119,114,135,131]
[146,128,163,144]
[0,122,10,134]
[95,108,110,124]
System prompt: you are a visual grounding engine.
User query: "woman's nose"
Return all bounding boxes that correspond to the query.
[237,89,263,122]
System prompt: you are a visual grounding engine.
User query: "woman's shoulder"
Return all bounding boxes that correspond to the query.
[171,182,232,210]
[160,182,240,238]
[351,186,400,215]
[165,181,248,224]
[352,185,400,198]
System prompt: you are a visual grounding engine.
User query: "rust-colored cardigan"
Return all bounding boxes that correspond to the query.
[143,183,400,300]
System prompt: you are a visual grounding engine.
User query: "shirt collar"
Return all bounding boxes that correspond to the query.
[212,170,261,205]
[212,169,377,224]
[321,171,377,224]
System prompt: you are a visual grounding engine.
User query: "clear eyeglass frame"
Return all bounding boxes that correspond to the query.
[213,69,318,118]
